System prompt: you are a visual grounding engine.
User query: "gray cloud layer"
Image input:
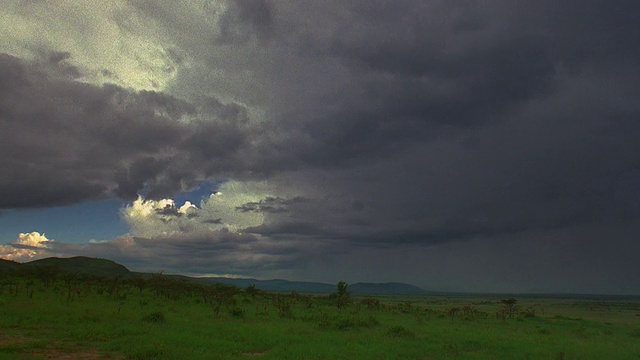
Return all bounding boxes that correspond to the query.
[1,0,639,293]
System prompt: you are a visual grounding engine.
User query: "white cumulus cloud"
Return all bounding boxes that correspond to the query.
[0,232,54,262]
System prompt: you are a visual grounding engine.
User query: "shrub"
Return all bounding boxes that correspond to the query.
[537,327,551,335]
[335,318,355,330]
[142,311,166,323]
[446,307,460,320]
[521,307,537,318]
[335,281,351,310]
[318,315,380,330]
[498,298,518,318]
[273,294,293,318]
[396,301,412,313]
[461,305,483,320]
[360,316,380,328]
[386,325,415,338]
[230,307,245,318]
[360,297,381,311]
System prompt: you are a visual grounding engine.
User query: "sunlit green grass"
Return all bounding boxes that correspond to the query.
[1,279,639,359]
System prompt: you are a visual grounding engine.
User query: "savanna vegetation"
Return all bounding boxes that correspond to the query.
[1,260,639,359]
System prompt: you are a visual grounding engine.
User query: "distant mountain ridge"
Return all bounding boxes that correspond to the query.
[190,277,427,295]
[0,256,427,295]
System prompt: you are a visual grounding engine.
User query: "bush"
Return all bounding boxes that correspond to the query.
[386,325,415,338]
[360,316,380,328]
[335,281,351,310]
[521,307,537,318]
[142,311,166,323]
[537,327,551,335]
[360,297,381,311]
[273,294,293,318]
[318,315,380,330]
[230,307,245,318]
[497,298,518,319]
[335,318,355,330]
[461,305,484,320]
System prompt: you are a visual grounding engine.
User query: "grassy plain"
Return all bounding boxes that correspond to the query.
[0,274,639,359]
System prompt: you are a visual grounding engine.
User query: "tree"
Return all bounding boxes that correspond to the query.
[34,265,59,287]
[273,294,293,318]
[335,281,351,310]
[205,283,239,316]
[497,298,518,319]
[245,283,260,299]
[129,274,148,294]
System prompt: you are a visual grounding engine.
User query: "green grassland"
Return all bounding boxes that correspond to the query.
[1,271,639,359]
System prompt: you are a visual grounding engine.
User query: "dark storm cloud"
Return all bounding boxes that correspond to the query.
[269,3,565,168]
[256,0,639,242]
[544,0,640,68]
[255,0,638,173]
[245,221,330,238]
[0,53,263,209]
[233,0,273,37]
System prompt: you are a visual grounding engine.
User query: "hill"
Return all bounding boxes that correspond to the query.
[23,256,132,277]
[1,256,131,277]
[0,258,21,272]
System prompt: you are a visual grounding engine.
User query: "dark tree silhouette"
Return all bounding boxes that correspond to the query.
[335,281,351,310]
[497,298,518,319]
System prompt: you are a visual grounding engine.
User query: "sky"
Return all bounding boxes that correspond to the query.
[1,0,639,295]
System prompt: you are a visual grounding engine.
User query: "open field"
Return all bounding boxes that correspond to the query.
[1,273,639,359]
